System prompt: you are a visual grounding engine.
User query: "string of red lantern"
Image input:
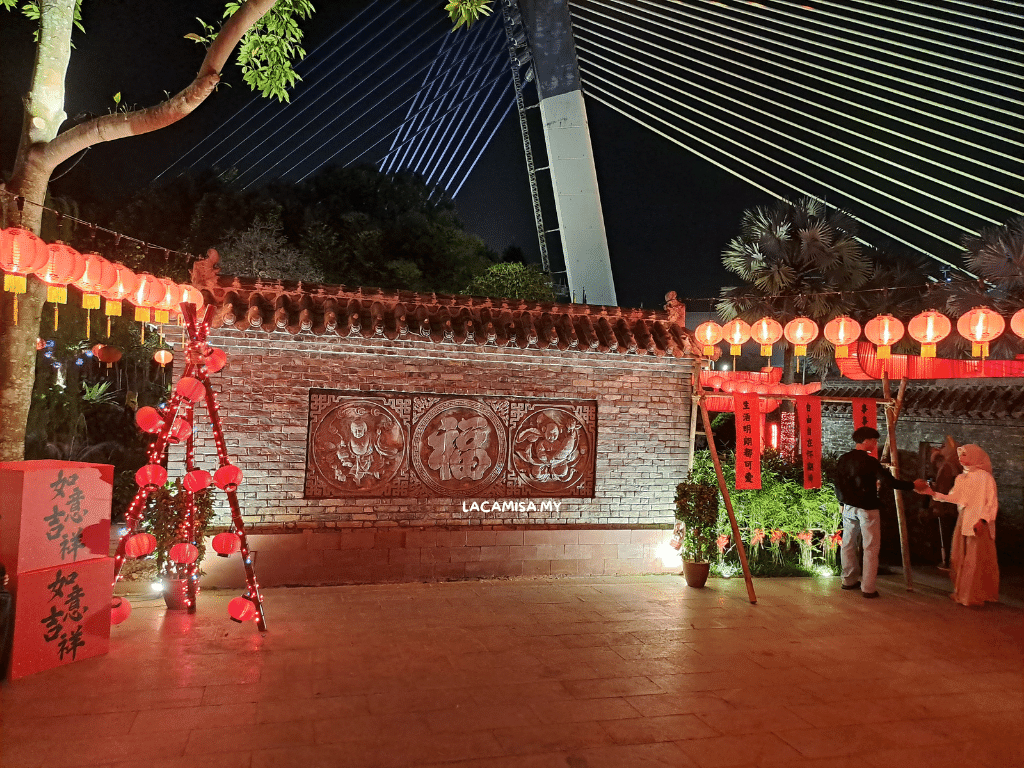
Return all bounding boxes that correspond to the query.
[704,307,1021,361]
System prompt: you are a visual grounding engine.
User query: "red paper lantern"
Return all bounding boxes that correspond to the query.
[228,596,257,623]
[204,347,228,374]
[130,273,165,322]
[135,406,165,434]
[183,469,212,493]
[167,418,193,444]
[74,253,117,310]
[135,463,167,490]
[124,532,157,558]
[154,279,183,322]
[179,284,205,310]
[783,317,819,356]
[176,376,205,402]
[1011,308,1024,340]
[823,316,861,359]
[721,318,751,355]
[750,317,783,357]
[38,243,85,301]
[907,310,951,358]
[153,349,173,367]
[169,542,199,565]
[864,314,904,360]
[212,531,241,558]
[96,345,123,365]
[214,464,243,492]
[694,321,723,356]
[110,597,132,626]
[0,227,48,294]
[101,262,138,319]
[957,306,1004,357]
[706,375,725,390]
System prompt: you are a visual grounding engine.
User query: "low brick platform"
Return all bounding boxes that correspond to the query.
[198,527,679,589]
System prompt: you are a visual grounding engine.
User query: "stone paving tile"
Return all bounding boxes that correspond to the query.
[1,576,1020,768]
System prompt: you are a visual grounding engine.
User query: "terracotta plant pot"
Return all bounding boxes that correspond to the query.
[682,561,711,588]
[162,579,190,610]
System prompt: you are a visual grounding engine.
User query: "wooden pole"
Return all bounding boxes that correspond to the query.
[880,379,908,463]
[698,396,757,604]
[882,372,913,591]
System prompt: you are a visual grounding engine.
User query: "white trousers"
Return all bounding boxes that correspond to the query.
[841,504,881,594]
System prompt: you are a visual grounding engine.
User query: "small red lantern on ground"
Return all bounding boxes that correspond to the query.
[125,532,157,558]
[957,306,1004,357]
[212,531,241,558]
[721,318,751,356]
[214,464,243,492]
[176,376,205,402]
[153,349,173,367]
[694,321,723,356]
[750,317,783,357]
[908,310,951,357]
[823,316,861,359]
[135,406,165,434]
[783,317,818,357]
[110,597,132,626]
[167,418,193,445]
[135,463,167,490]
[864,314,904,360]
[228,596,257,623]
[183,469,212,493]
[169,542,199,565]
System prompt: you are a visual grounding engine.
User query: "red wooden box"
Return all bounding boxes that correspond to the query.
[8,557,112,679]
[0,460,112,574]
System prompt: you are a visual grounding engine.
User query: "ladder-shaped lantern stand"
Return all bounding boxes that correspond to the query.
[113,302,267,631]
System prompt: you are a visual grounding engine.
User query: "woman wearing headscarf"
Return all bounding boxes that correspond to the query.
[916,444,999,606]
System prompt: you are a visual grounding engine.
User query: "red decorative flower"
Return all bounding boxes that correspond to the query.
[750,528,765,547]
[826,532,842,549]
[796,531,813,545]
[769,529,786,544]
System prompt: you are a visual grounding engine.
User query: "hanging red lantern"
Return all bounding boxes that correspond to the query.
[179,284,205,311]
[783,317,818,357]
[110,596,132,626]
[212,531,241,558]
[957,306,1004,358]
[721,318,750,355]
[96,345,123,367]
[175,376,205,402]
[1011,308,1024,340]
[130,273,165,324]
[204,347,228,374]
[101,263,138,317]
[153,349,173,367]
[167,418,193,444]
[750,317,783,357]
[694,321,723,356]
[907,310,951,358]
[74,253,117,309]
[154,278,183,324]
[214,464,244,492]
[135,463,167,490]
[0,227,48,294]
[864,314,904,360]
[183,469,213,493]
[169,542,200,565]
[823,316,861,359]
[228,596,257,623]
[135,406,165,434]
[38,243,85,330]
[124,532,157,558]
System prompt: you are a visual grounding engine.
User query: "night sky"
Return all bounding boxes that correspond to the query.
[4,1,1006,311]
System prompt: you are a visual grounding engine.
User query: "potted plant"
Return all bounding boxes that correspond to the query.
[138,480,215,609]
[675,473,720,588]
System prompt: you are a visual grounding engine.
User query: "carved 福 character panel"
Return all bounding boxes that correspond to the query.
[305,390,596,499]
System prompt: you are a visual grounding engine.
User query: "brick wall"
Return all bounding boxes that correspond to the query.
[171,329,695,585]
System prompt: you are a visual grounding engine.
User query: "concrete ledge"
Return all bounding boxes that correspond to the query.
[198,526,679,588]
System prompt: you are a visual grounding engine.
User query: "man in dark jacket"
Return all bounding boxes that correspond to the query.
[835,426,917,598]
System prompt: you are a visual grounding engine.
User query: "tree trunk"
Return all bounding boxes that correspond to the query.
[0,0,280,461]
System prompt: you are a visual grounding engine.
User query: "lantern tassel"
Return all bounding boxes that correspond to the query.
[12,294,18,326]
[86,309,90,338]
[54,303,59,331]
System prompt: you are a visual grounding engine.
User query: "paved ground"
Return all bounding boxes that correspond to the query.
[1,575,1021,768]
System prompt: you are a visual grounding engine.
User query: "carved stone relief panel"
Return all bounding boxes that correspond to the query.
[305,390,596,499]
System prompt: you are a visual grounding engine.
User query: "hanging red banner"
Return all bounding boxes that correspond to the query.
[733,393,761,490]
[796,396,822,489]
[851,398,879,457]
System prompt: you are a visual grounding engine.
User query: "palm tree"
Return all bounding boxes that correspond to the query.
[716,197,872,382]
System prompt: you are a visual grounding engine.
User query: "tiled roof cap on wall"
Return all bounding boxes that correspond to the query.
[191,252,699,359]
[819,379,1024,420]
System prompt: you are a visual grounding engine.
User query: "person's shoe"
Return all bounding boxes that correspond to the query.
[862,591,880,599]
[841,582,860,590]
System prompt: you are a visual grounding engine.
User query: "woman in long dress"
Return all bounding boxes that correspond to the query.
[916,444,999,605]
